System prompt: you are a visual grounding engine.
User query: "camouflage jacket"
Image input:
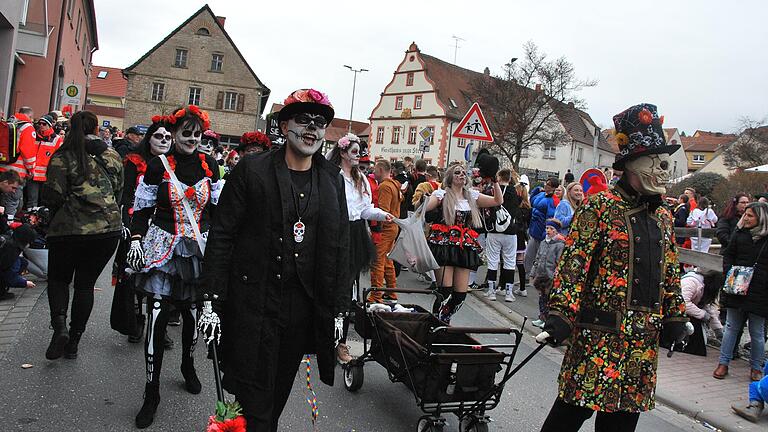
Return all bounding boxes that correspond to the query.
[42,145,123,238]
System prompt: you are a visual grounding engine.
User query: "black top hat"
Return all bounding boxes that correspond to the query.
[612,103,680,170]
[474,148,499,178]
[277,89,335,125]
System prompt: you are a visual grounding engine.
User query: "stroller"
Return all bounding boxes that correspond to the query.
[344,287,545,432]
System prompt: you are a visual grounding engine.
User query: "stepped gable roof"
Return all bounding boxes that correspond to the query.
[89,66,126,98]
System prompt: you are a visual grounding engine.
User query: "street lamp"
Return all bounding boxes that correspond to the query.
[344,65,368,133]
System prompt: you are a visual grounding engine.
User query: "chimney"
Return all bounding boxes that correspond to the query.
[535,84,542,92]
[216,16,226,27]
[483,67,490,76]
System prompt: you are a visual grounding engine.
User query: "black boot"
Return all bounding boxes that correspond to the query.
[181,358,201,394]
[45,314,69,360]
[135,382,160,429]
[64,329,82,359]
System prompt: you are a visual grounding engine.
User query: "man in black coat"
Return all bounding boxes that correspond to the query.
[200,89,350,432]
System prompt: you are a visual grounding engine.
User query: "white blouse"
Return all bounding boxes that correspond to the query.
[343,171,388,222]
[432,188,480,211]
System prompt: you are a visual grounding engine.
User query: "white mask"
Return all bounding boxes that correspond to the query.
[149,127,172,156]
[198,138,215,155]
[282,114,326,157]
[174,122,202,155]
[623,153,671,195]
[342,143,361,167]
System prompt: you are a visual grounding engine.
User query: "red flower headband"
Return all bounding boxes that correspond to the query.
[152,105,210,130]
[240,131,272,149]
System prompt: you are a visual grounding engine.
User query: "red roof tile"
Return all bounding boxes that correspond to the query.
[682,130,737,152]
[89,66,127,98]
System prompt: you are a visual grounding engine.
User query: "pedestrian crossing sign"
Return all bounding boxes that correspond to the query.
[453,102,493,142]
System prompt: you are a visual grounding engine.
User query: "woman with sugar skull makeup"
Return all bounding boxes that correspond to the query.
[126,106,222,429]
[535,104,690,432]
[112,117,177,346]
[326,133,393,363]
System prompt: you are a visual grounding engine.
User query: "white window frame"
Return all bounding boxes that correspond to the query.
[376,127,384,144]
[188,87,201,106]
[414,95,422,109]
[692,154,706,164]
[224,91,238,110]
[408,126,417,144]
[392,126,401,144]
[211,53,224,72]
[576,147,583,163]
[543,145,557,159]
[174,49,188,68]
[395,96,403,110]
[151,82,165,102]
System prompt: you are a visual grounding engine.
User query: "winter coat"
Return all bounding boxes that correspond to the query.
[715,216,739,249]
[721,228,768,318]
[680,272,722,330]
[202,147,350,388]
[547,183,687,413]
[554,200,575,234]
[529,191,558,241]
[41,140,123,238]
[532,234,565,279]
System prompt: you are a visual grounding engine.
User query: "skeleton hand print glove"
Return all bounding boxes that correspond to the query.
[334,314,344,348]
[126,238,145,271]
[199,298,222,346]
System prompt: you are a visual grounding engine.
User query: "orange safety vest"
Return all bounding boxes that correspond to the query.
[0,121,36,178]
[33,134,63,182]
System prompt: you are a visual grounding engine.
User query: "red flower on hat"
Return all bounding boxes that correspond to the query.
[240,131,271,149]
[638,109,653,125]
[151,115,164,124]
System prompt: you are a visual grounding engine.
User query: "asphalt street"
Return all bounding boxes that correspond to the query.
[0,269,714,432]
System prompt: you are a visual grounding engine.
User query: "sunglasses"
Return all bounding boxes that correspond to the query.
[181,130,202,138]
[293,113,328,128]
[153,133,172,140]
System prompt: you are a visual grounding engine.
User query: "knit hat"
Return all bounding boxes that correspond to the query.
[12,224,36,246]
[277,89,334,124]
[37,115,55,127]
[545,218,562,229]
[611,103,679,170]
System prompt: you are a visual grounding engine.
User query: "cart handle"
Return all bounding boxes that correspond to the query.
[364,287,435,295]
[432,326,517,335]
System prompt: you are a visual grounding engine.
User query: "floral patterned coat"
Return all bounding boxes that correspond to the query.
[547,185,687,413]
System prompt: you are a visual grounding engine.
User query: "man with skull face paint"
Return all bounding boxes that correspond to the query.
[126,106,222,429]
[536,104,689,432]
[200,89,350,432]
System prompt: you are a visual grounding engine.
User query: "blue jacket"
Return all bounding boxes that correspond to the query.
[554,200,574,235]
[1,256,27,288]
[529,191,557,241]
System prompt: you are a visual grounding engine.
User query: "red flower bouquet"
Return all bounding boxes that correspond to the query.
[206,401,246,432]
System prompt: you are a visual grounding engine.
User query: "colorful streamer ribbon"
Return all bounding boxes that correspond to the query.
[304,354,319,430]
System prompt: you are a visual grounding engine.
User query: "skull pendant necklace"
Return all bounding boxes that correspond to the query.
[290,169,313,243]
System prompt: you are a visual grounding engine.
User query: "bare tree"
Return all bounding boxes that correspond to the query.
[723,116,768,169]
[471,41,597,169]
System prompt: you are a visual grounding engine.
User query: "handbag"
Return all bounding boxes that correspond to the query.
[723,241,768,296]
[388,202,440,273]
[494,186,512,232]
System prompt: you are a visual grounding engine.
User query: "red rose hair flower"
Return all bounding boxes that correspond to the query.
[240,131,272,149]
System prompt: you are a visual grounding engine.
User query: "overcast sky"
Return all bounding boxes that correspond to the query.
[93,0,767,135]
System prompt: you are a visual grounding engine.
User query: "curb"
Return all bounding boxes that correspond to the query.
[468,290,743,432]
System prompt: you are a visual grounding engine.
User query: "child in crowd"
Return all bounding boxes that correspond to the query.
[530,219,564,328]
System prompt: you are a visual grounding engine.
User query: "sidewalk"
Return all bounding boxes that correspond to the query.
[470,287,767,432]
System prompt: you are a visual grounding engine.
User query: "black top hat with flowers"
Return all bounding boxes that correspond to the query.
[612,103,679,170]
[278,89,335,125]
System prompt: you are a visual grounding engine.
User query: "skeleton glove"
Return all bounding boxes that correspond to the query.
[126,238,145,271]
[199,297,222,346]
[334,314,344,348]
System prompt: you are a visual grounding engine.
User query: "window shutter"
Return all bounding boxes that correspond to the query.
[236,94,245,112]
[216,92,224,109]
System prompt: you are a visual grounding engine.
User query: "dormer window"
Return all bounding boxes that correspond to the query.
[96,70,108,79]
[196,27,210,36]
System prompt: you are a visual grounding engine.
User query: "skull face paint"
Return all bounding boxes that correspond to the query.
[149,127,172,156]
[623,153,671,195]
[174,121,202,155]
[281,114,326,157]
[198,138,214,155]
[342,143,361,167]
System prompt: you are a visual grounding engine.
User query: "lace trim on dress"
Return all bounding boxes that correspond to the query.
[133,181,158,211]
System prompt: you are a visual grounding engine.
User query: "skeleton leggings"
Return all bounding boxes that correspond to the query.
[144,295,200,384]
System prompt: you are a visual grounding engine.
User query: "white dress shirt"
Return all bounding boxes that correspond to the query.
[343,171,388,222]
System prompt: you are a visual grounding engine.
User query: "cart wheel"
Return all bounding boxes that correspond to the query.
[343,362,364,392]
[460,416,488,432]
[417,416,444,432]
